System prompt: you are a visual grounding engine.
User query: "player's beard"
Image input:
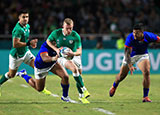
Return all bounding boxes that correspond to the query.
[21,20,28,27]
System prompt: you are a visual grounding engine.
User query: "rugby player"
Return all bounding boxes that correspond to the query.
[0,10,51,96]
[47,18,90,103]
[109,23,160,102]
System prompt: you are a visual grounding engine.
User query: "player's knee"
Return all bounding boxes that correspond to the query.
[37,87,44,92]
[7,72,15,78]
[63,75,69,83]
[143,71,150,78]
[70,66,78,73]
[143,70,150,77]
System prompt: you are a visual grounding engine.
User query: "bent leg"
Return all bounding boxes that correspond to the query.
[65,61,84,88]
[51,63,69,97]
[109,65,129,97]
[51,62,69,85]
[115,65,130,84]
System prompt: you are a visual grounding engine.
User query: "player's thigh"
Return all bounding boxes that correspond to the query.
[57,57,67,68]
[34,71,47,91]
[9,55,23,70]
[29,58,35,68]
[23,50,35,68]
[137,59,150,73]
[65,60,78,71]
[58,57,78,71]
[50,62,69,79]
[72,56,82,70]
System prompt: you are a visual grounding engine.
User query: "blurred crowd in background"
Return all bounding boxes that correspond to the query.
[0,0,160,49]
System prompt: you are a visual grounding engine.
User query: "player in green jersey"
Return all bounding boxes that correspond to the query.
[0,10,51,96]
[47,18,90,103]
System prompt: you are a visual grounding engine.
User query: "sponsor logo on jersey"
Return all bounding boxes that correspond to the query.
[69,40,73,44]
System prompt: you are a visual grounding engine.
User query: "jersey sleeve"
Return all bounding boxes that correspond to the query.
[75,32,82,49]
[47,30,57,42]
[125,33,133,48]
[146,32,159,42]
[12,29,23,39]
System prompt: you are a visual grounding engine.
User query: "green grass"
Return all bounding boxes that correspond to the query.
[0,74,160,115]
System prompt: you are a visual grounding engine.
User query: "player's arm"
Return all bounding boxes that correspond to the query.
[13,38,38,48]
[124,46,136,75]
[46,39,60,55]
[67,47,82,57]
[70,32,82,56]
[40,52,58,62]
[73,47,82,56]
[13,38,27,48]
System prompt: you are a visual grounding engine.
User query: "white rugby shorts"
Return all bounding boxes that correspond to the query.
[9,50,35,70]
[58,55,82,69]
[34,62,56,79]
[122,53,149,66]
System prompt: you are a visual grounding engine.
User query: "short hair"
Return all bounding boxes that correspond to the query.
[133,23,144,31]
[63,18,74,25]
[18,9,29,16]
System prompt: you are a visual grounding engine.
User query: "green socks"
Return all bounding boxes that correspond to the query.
[76,83,83,93]
[74,75,84,87]
[74,75,86,94]
[0,74,9,85]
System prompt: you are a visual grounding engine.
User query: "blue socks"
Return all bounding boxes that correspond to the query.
[21,74,32,83]
[61,83,69,97]
[113,81,119,88]
[143,88,149,97]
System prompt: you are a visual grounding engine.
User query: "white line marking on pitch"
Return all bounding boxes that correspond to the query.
[20,84,29,88]
[19,84,60,98]
[50,94,59,97]
[19,84,78,103]
[93,108,115,115]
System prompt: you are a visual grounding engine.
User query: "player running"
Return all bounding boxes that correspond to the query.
[0,10,51,96]
[109,23,160,102]
[16,40,76,103]
[46,18,90,103]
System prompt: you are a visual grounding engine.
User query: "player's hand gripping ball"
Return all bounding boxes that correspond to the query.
[59,47,74,60]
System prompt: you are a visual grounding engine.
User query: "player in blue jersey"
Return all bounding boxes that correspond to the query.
[109,23,160,102]
[17,41,76,103]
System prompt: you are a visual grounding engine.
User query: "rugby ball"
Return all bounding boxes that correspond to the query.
[59,47,74,60]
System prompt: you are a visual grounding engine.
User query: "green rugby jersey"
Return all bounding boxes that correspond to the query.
[48,28,82,52]
[10,22,30,58]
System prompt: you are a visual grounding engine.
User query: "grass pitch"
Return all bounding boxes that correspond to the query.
[0,74,160,115]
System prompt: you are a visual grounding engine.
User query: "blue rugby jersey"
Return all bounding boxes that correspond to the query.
[34,41,57,69]
[125,31,160,57]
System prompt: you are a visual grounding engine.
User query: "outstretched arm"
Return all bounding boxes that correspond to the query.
[124,47,136,75]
